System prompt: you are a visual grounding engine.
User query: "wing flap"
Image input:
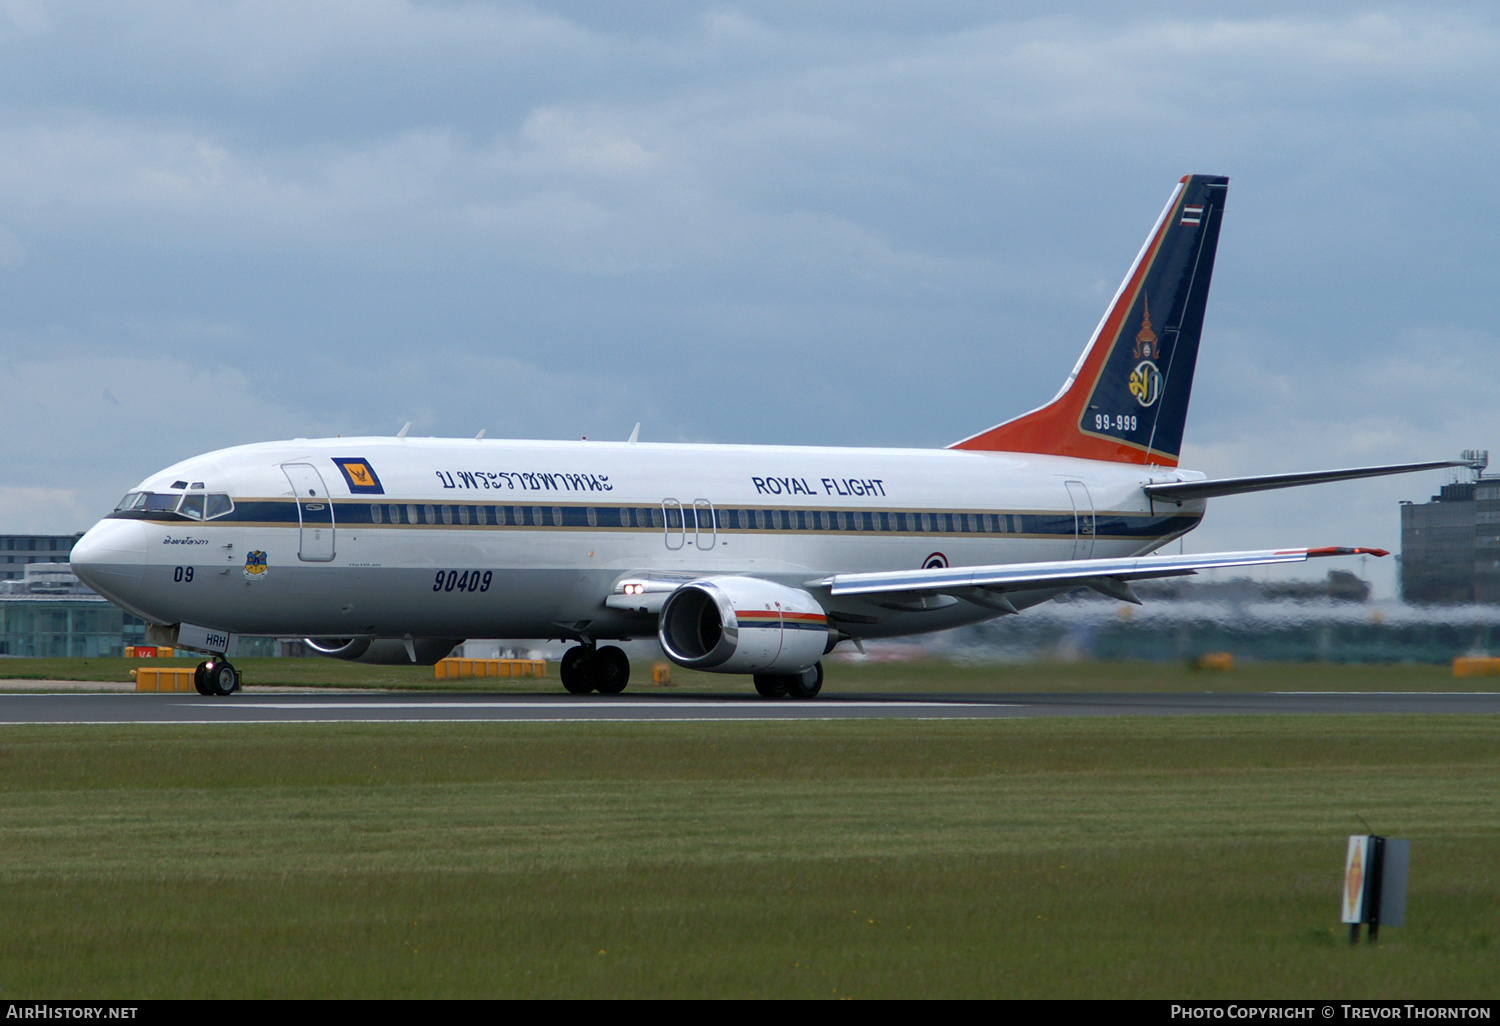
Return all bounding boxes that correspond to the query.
[818,546,1388,600]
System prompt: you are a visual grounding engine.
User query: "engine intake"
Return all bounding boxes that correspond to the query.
[658,577,828,674]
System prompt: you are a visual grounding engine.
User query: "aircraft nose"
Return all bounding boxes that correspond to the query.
[70,518,147,601]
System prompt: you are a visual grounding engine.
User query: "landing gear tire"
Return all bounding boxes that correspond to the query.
[754,662,824,700]
[561,645,632,695]
[193,661,213,696]
[753,673,789,699]
[785,662,824,700]
[560,646,595,694]
[593,646,631,695]
[203,658,239,697]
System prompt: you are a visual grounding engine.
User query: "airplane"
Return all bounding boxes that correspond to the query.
[69,173,1466,698]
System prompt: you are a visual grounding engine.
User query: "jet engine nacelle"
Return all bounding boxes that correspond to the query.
[303,637,463,665]
[658,577,829,674]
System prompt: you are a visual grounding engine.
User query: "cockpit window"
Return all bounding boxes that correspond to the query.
[112,490,234,520]
[143,493,180,512]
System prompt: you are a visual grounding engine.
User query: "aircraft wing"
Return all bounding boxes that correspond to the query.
[1143,460,1473,502]
[813,546,1388,609]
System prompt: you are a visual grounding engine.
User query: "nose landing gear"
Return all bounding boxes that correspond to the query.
[194,658,241,697]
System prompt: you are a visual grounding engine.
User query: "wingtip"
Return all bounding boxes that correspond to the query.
[1304,546,1390,558]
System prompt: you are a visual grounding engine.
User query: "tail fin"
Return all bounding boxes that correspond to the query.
[950,174,1228,466]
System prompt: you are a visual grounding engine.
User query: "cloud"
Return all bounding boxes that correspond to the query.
[0,343,341,529]
[0,487,91,535]
[1176,323,1500,598]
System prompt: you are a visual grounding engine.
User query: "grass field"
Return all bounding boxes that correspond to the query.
[0,654,1488,693]
[1,715,1497,998]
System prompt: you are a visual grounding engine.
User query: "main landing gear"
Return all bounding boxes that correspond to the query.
[559,645,631,695]
[754,662,823,700]
[194,657,240,697]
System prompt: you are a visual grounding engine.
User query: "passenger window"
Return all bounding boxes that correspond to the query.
[370,504,383,524]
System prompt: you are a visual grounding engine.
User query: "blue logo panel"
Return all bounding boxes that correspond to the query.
[333,458,384,495]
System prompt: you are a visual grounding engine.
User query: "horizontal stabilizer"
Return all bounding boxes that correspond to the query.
[1143,460,1474,503]
[816,546,1387,602]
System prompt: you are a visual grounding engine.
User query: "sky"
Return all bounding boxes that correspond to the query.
[2,1,1497,598]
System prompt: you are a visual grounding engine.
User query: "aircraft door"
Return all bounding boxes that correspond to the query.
[662,499,686,550]
[1065,480,1095,560]
[282,463,336,562]
[693,499,717,550]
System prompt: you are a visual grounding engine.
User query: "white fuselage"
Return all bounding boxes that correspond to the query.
[70,436,1205,643]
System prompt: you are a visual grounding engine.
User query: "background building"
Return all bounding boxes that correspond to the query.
[1400,451,1500,604]
[0,534,83,583]
[0,562,147,657]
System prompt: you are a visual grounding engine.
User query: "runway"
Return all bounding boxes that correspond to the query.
[1,690,1498,724]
